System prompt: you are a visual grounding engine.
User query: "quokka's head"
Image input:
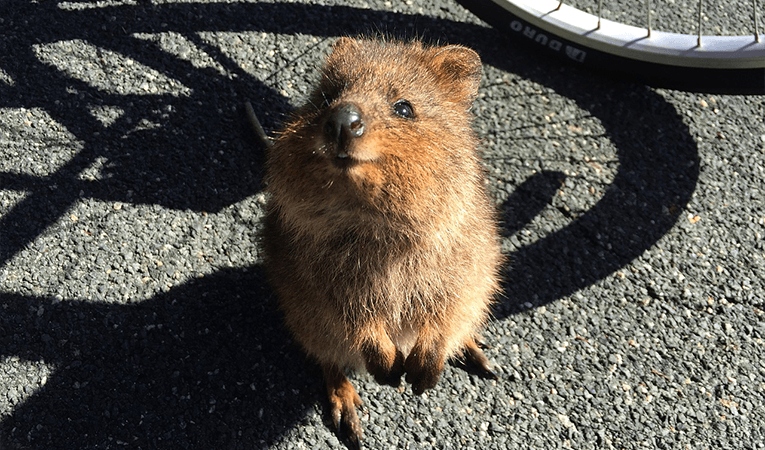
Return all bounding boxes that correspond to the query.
[267,38,484,225]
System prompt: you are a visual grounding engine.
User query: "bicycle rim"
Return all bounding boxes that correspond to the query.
[457,0,765,94]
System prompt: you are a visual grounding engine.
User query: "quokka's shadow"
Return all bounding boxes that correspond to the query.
[0,266,323,449]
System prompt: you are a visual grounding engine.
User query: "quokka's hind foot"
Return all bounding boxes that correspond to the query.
[322,364,363,448]
[362,338,405,388]
[404,341,446,395]
[368,351,405,387]
[463,338,498,380]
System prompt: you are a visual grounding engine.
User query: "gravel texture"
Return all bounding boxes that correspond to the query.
[1,0,764,449]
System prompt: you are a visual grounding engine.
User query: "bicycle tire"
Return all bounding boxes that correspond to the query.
[457,0,765,94]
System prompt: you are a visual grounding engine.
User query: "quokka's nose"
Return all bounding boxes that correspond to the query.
[324,103,365,158]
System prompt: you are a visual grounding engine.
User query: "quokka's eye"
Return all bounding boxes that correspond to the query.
[392,99,415,119]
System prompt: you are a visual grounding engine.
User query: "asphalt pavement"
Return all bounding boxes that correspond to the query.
[1,0,764,449]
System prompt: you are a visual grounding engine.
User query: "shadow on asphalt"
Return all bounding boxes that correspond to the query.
[495,78,700,316]
[0,267,319,448]
[0,0,698,448]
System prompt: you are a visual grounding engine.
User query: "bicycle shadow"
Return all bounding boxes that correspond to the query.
[493,73,700,315]
[0,1,699,448]
[0,0,283,264]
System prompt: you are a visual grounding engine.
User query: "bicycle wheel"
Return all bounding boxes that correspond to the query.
[457,0,765,94]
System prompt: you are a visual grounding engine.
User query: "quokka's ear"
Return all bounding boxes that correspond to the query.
[330,36,361,55]
[323,37,362,73]
[429,45,482,106]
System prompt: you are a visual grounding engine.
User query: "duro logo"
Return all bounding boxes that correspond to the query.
[509,20,587,63]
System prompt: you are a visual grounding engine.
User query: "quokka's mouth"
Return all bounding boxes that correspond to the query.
[325,142,381,171]
[333,153,359,170]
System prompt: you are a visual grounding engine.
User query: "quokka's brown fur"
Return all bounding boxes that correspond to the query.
[261,37,503,445]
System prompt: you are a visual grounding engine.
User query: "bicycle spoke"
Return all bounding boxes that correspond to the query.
[697,0,704,47]
[647,0,652,38]
[597,0,602,29]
